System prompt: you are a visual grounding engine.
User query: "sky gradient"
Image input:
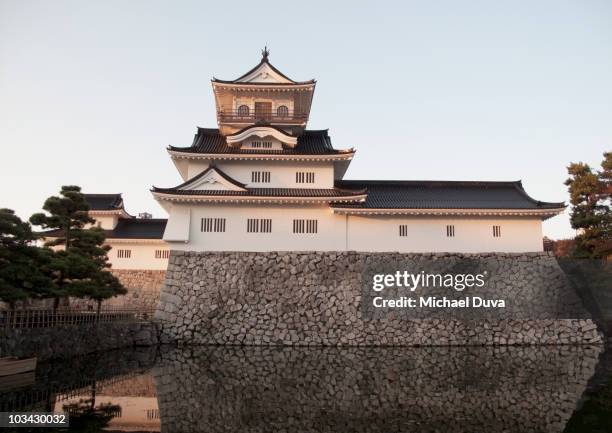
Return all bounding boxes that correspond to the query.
[1,0,611,239]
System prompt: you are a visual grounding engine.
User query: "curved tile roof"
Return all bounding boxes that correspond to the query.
[212,57,315,85]
[107,218,167,239]
[83,194,124,211]
[151,187,366,198]
[168,128,348,155]
[42,219,167,240]
[334,180,565,210]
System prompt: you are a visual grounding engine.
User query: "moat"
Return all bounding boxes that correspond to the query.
[1,344,612,432]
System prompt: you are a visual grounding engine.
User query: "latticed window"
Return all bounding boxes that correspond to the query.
[293,219,318,234]
[277,105,289,117]
[155,250,170,259]
[399,225,408,237]
[446,225,455,237]
[237,105,250,116]
[251,171,271,183]
[201,218,226,232]
[493,225,502,237]
[247,218,272,233]
[117,249,131,258]
[296,172,315,183]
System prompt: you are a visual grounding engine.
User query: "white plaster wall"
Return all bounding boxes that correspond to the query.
[106,241,170,270]
[165,205,544,253]
[346,215,544,253]
[87,214,118,230]
[168,204,346,252]
[185,160,335,189]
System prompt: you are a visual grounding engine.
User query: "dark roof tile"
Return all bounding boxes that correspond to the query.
[42,218,167,240]
[83,194,124,211]
[169,128,346,155]
[107,218,167,239]
[151,187,365,199]
[334,180,565,210]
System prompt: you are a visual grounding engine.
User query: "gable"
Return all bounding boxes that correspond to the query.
[236,62,293,84]
[181,167,246,192]
[226,126,298,148]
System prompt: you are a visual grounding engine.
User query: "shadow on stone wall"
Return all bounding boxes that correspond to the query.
[153,344,602,433]
[156,251,603,346]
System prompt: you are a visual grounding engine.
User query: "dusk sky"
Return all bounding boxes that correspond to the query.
[1,0,610,239]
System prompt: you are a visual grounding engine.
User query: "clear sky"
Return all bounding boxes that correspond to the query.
[1,0,610,239]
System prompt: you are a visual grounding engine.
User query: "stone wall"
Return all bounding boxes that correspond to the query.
[155,251,603,346]
[71,269,166,309]
[110,269,165,308]
[0,322,159,361]
[154,345,602,433]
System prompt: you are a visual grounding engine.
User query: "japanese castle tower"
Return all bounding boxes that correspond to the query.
[152,49,564,253]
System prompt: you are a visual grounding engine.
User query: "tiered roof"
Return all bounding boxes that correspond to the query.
[43,194,167,241]
[83,194,124,211]
[152,166,366,204]
[212,48,315,86]
[332,180,565,218]
[106,218,167,240]
[168,128,354,158]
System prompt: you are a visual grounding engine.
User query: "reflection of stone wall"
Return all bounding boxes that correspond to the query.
[155,251,603,345]
[98,374,157,398]
[0,322,158,361]
[153,345,602,433]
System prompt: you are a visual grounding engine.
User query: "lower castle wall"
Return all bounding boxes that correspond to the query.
[0,322,158,361]
[155,251,603,346]
[71,269,166,310]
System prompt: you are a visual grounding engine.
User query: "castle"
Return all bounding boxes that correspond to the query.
[61,50,564,272]
[152,48,564,255]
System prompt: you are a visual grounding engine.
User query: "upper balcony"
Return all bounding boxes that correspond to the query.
[218,107,309,126]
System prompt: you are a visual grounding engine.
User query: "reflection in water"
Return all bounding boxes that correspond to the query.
[0,344,610,432]
[154,345,603,433]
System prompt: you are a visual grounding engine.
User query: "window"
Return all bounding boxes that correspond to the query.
[237,105,250,116]
[201,218,226,232]
[251,141,272,148]
[296,172,315,183]
[251,171,271,183]
[117,249,131,259]
[446,225,455,237]
[493,225,501,237]
[247,218,272,233]
[399,225,408,237]
[293,219,318,234]
[155,250,170,259]
[277,105,289,117]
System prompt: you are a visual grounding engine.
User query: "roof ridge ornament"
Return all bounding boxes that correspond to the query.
[261,45,270,62]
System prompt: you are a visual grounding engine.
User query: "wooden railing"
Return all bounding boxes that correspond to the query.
[0,307,155,329]
[218,109,308,124]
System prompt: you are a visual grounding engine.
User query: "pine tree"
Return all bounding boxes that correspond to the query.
[565,152,612,258]
[30,186,127,311]
[0,209,56,309]
[595,152,612,257]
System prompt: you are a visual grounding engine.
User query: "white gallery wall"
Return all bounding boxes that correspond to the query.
[164,203,545,253]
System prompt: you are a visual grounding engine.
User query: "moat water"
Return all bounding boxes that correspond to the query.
[1,344,611,432]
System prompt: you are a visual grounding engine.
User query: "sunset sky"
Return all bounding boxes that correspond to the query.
[1,0,610,239]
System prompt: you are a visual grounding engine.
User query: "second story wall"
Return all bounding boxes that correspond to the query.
[185,160,336,189]
[107,241,170,270]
